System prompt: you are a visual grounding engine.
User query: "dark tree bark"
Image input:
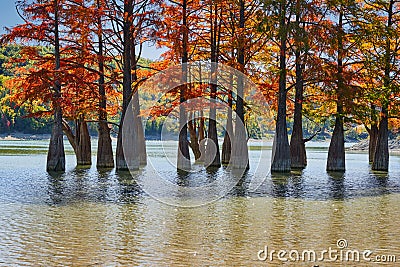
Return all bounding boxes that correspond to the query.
[177,0,191,171]
[116,124,126,170]
[47,0,65,172]
[231,0,249,169]
[185,78,202,161]
[290,1,306,169]
[368,123,378,163]
[62,118,91,166]
[327,10,345,172]
[290,66,306,168]
[271,0,291,172]
[97,121,114,168]
[373,111,389,170]
[365,113,379,163]
[188,116,201,161]
[327,105,345,171]
[198,112,206,162]
[222,50,235,165]
[132,46,147,166]
[205,1,221,168]
[96,0,114,168]
[366,105,379,164]
[133,91,146,166]
[222,88,233,165]
[372,0,393,171]
[75,119,91,165]
[116,0,135,171]
[47,106,65,171]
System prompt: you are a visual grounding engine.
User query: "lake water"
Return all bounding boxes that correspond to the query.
[0,139,399,266]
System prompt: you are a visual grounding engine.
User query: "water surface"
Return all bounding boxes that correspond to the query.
[0,139,399,266]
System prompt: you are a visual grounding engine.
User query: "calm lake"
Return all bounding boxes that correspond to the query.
[0,139,400,266]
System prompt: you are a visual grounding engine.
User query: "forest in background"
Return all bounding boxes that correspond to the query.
[0,0,399,173]
[0,45,332,140]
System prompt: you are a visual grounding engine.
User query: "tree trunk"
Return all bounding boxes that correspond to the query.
[205,2,221,168]
[289,57,305,169]
[75,119,91,166]
[116,126,126,170]
[372,1,393,171]
[206,86,221,167]
[188,117,201,161]
[62,118,91,166]
[222,57,234,165]
[231,0,248,169]
[327,9,345,172]
[290,118,306,169]
[271,0,291,172]
[290,0,306,169]
[222,90,233,165]
[327,106,345,171]
[178,90,191,170]
[134,94,147,166]
[368,123,378,163]
[132,43,147,166]
[96,0,114,168]
[47,105,65,172]
[47,0,65,172]
[198,113,206,162]
[97,121,114,168]
[116,0,135,171]
[372,110,389,171]
[177,0,191,171]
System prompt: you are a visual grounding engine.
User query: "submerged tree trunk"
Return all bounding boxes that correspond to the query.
[222,56,234,165]
[290,98,306,168]
[47,105,66,172]
[177,0,191,171]
[327,106,345,171]
[188,117,201,161]
[271,0,291,172]
[222,89,233,165]
[96,0,114,168]
[116,125,126,170]
[47,0,65,172]
[62,118,91,166]
[97,121,114,168]
[372,1,393,171]
[205,1,221,168]
[116,0,135,171]
[372,110,389,171]
[75,119,91,165]
[198,113,206,162]
[132,47,147,166]
[327,9,345,172]
[290,0,306,169]
[134,93,147,166]
[365,103,379,163]
[206,84,221,167]
[368,123,378,163]
[231,0,248,169]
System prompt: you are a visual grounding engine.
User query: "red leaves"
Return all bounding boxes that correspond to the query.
[2,0,121,122]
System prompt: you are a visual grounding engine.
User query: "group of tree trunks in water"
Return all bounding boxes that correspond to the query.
[2,0,396,174]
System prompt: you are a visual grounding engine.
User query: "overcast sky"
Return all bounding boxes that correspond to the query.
[0,0,164,60]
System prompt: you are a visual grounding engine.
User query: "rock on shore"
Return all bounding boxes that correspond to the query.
[349,138,400,152]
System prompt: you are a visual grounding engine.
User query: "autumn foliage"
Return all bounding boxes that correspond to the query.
[1,0,400,172]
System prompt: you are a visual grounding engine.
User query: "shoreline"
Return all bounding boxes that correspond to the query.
[348,139,400,153]
[0,133,51,141]
[0,133,272,142]
[2,133,400,152]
